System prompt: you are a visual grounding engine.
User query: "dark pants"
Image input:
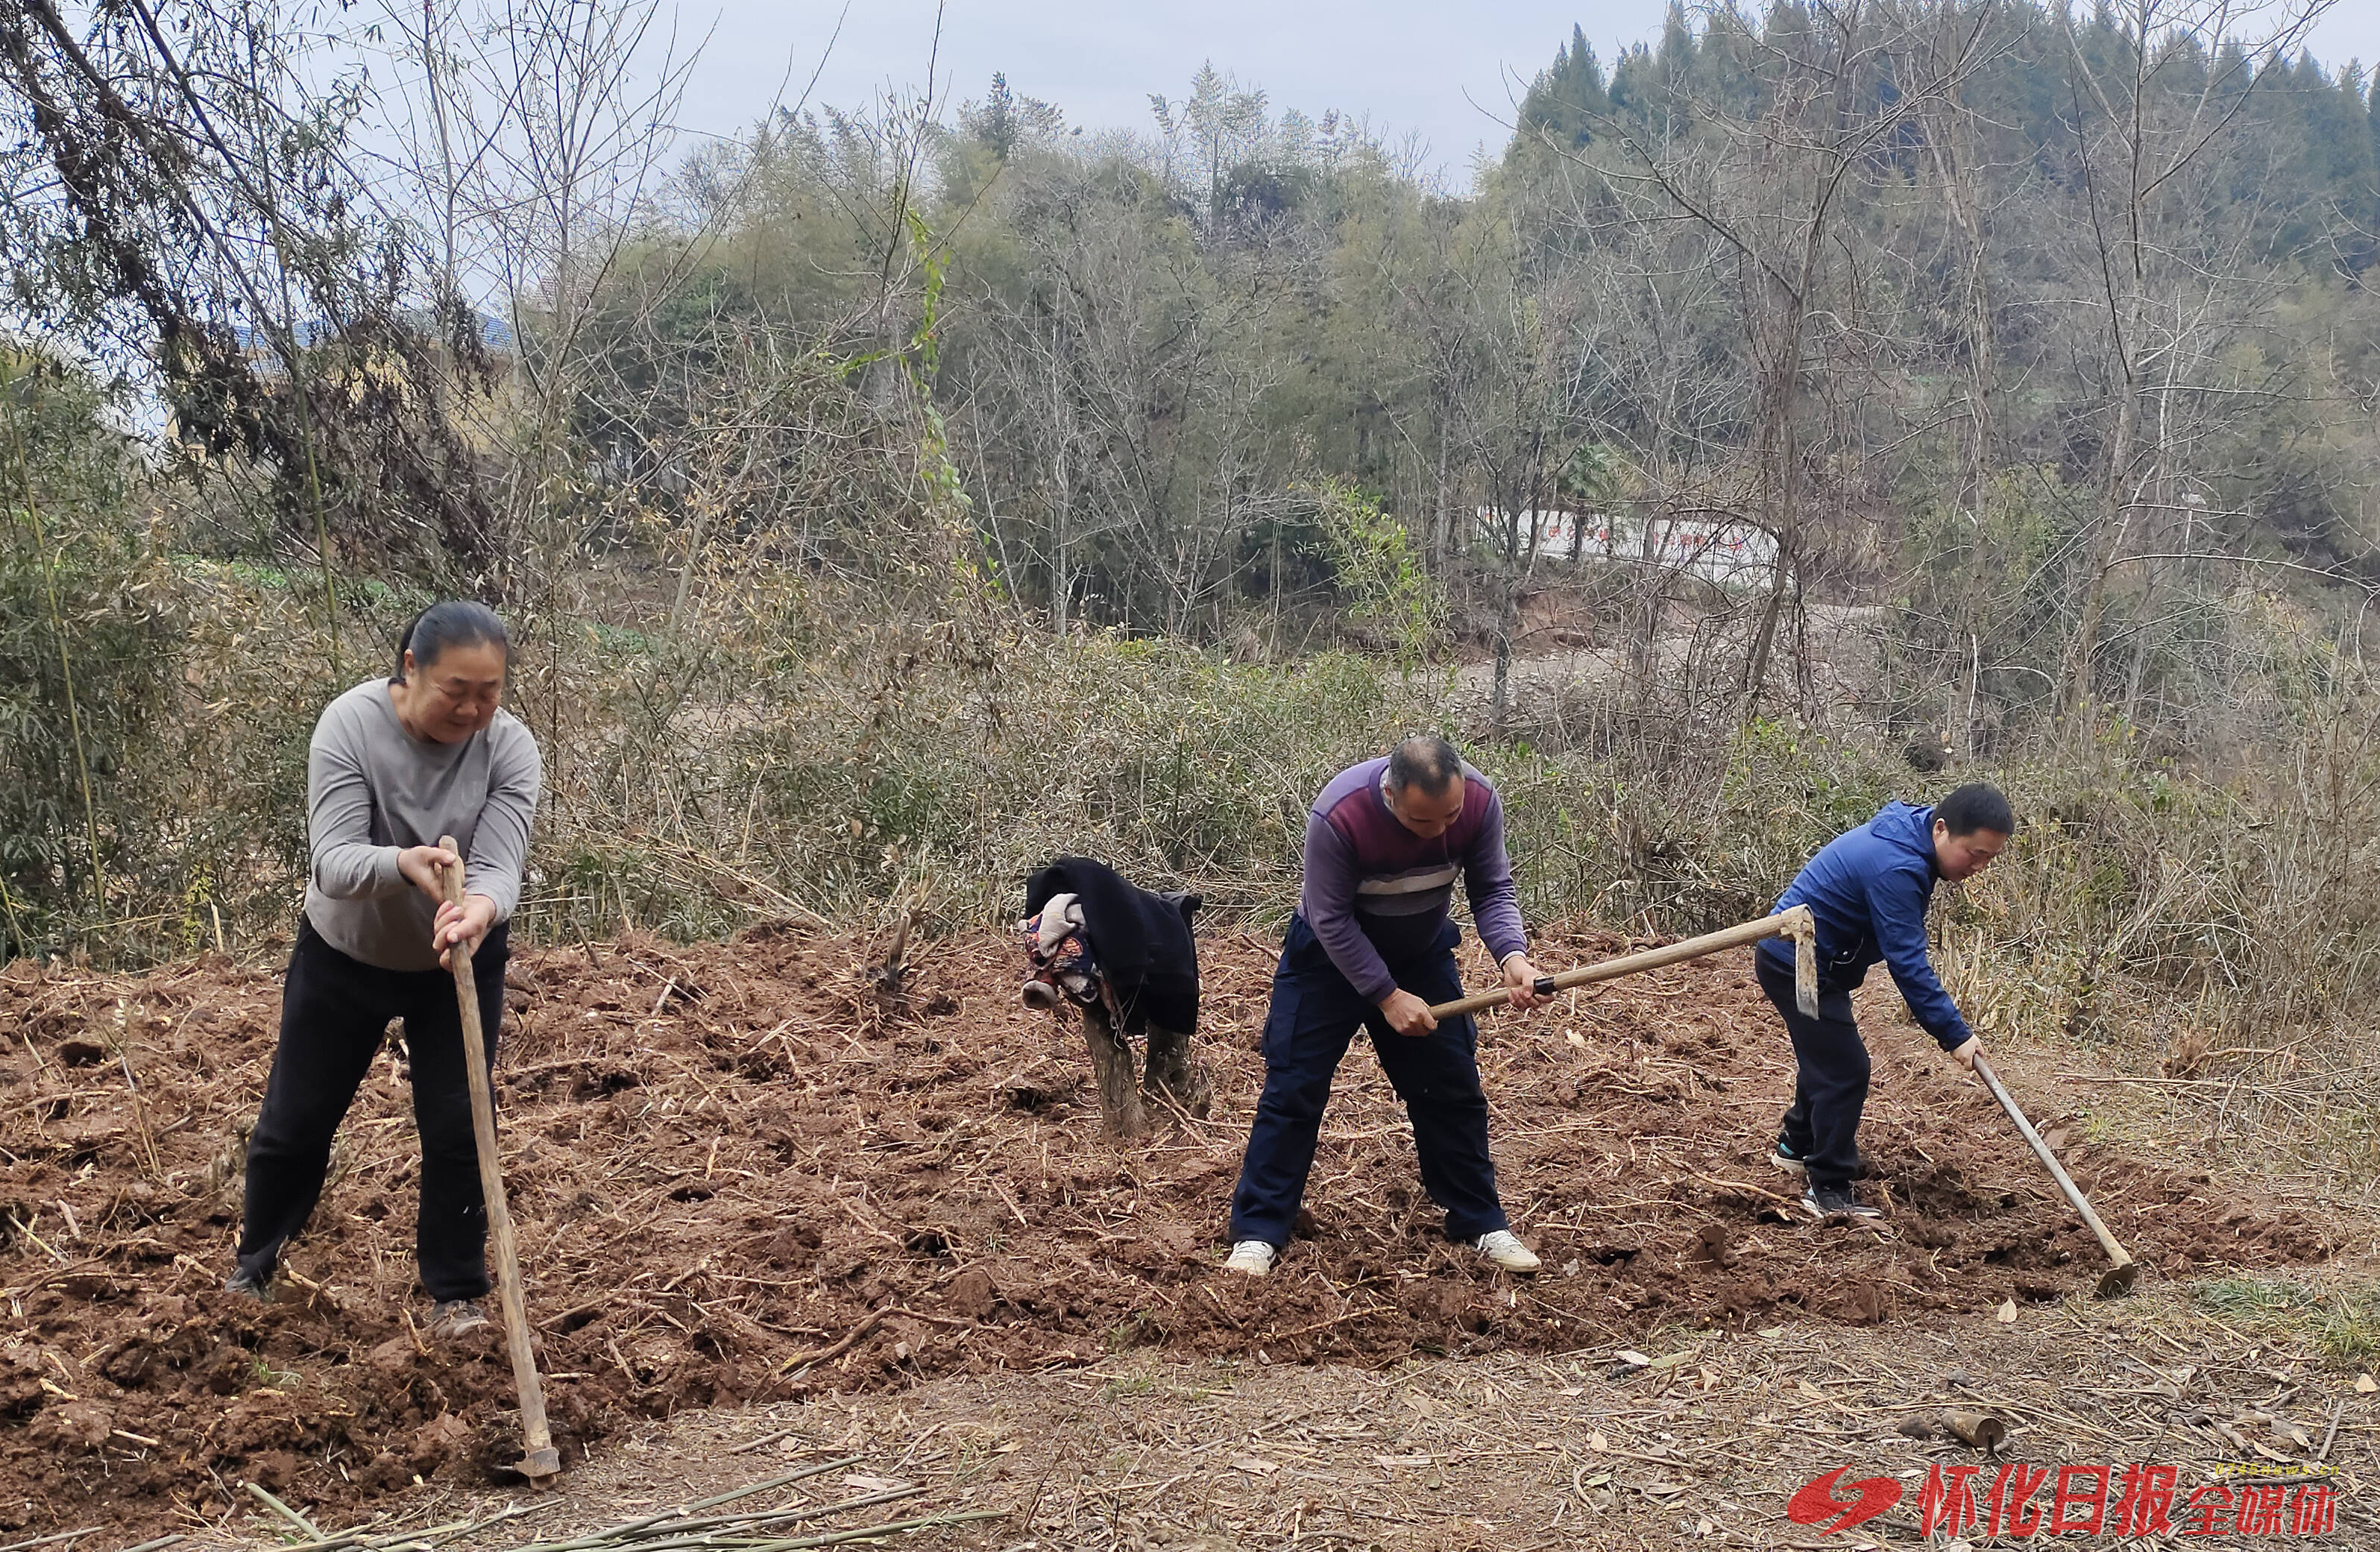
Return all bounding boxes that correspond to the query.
[1757,945,1867,1189]
[236,917,508,1301]
[1228,915,1508,1248]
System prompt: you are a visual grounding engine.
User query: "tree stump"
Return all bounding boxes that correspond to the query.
[1080,1004,1147,1138]
[1079,1008,1209,1138]
[1142,1022,1211,1120]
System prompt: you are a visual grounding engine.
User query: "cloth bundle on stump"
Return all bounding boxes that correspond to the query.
[1021,857,1209,1136]
[1019,894,1103,1011]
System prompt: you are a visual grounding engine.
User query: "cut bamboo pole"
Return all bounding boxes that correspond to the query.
[504,1458,866,1552]
[1429,905,1819,1020]
[1942,1408,2008,1451]
[740,1510,1010,1551]
[438,836,561,1481]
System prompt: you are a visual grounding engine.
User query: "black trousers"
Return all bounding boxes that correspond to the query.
[1227,914,1508,1248]
[236,916,507,1301]
[1756,945,1868,1189]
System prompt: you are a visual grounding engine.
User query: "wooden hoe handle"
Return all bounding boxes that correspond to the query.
[1426,905,1820,1021]
[1971,1051,2139,1297]
[439,836,562,1480]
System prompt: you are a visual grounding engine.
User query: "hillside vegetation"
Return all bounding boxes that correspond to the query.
[0,0,2375,1161]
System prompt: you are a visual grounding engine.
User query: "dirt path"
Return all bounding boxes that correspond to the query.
[0,923,2346,1544]
[200,1281,2380,1551]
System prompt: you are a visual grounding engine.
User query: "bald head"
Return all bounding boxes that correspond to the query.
[1386,734,1464,798]
[1380,735,1467,839]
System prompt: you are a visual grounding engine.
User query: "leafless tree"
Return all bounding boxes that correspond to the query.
[1561,1,1997,719]
[2054,0,2329,720]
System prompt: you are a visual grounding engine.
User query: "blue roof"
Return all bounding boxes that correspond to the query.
[224,308,514,359]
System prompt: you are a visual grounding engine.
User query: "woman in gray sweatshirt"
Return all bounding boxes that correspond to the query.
[229,602,543,1334]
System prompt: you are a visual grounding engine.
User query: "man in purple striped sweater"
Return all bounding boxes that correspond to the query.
[1223,735,1546,1277]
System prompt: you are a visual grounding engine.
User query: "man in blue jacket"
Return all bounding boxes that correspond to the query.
[1757,783,2013,1220]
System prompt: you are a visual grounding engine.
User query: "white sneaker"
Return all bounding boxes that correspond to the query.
[1475,1230,1541,1274]
[1222,1240,1276,1277]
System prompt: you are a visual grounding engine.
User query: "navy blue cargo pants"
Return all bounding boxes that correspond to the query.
[1227,913,1509,1248]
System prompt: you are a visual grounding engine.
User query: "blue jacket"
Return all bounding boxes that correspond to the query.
[1762,801,1972,1050]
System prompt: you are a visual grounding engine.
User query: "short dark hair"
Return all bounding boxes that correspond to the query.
[1386,734,1464,796]
[1936,782,2014,837]
[395,600,509,681]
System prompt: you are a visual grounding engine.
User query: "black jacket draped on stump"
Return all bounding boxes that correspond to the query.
[1024,857,1200,1032]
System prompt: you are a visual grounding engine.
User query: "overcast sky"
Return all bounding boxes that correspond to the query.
[664,1,2380,185]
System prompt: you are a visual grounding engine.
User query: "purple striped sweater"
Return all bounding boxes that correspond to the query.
[1300,757,1529,1002]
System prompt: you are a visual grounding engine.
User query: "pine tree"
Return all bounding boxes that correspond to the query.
[960,73,1065,161]
[1511,25,1613,157]
[2318,67,2378,273]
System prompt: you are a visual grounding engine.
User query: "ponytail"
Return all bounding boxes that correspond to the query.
[394,600,510,682]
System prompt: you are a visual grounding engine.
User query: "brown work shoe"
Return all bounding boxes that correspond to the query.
[429,1298,491,1339]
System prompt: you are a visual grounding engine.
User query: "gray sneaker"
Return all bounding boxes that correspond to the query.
[224,1266,273,1304]
[1801,1183,1883,1221]
[429,1298,491,1337]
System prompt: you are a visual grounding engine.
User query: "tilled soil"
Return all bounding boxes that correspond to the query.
[0,922,2337,1539]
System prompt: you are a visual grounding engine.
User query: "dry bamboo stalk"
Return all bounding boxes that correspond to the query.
[775,1310,889,1374]
[587,1486,928,1550]
[737,1509,1010,1552]
[269,1503,550,1552]
[2317,1398,2346,1461]
[726,1428,799,1455]
[245,1483,321,1537]
[0,1530,103,1552]
[509,1458,865,1552]
[266,1521,464,1552]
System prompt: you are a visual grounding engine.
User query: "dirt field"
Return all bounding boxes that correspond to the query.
[0,920,2344,1544]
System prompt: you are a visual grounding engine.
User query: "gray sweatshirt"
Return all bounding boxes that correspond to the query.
[303,678,543,972]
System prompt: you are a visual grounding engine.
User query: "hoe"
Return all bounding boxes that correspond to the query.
[1431,906,2140,1296]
